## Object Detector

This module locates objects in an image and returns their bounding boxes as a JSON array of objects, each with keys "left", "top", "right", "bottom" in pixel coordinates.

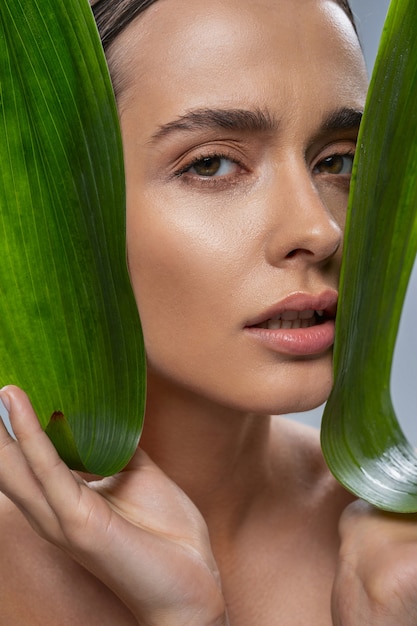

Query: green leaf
[
  {"left": 0, "top": 0, "right": 146, "bottom": 475},
  {"left": 321, "top": 0, "right": 417, "bottom": 512}
]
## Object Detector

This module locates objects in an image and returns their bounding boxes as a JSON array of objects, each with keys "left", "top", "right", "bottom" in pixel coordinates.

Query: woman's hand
[
  {"left": 332, "top": 499, "right": 417, "bottom": 625},
  {"left": 0, "top": 385, "right": 228, "bottom": 626}
]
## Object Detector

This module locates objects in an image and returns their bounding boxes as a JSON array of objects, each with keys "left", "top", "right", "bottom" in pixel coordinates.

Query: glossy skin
[
  {"left": 121, "top": 0, "right": 364, "bottom": 416},
  {"left": 2, "top": 1, "right": 417, "bottom": 625}
]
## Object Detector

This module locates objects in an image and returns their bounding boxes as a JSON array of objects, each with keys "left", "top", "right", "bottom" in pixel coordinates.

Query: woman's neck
[{"left": 139, "top": 377, "right": 274, "bottom": 537}]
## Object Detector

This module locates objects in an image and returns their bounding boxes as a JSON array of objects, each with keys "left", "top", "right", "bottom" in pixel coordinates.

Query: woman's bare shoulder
[
  {"left": 0, "top": 492, "right": 54, "bottom": 623},
  {"left": 0, "top": 491, "right": 136, "bottom": 625},
  {"left": 0, "top": 492, "right": 85, "bottom": 624}
]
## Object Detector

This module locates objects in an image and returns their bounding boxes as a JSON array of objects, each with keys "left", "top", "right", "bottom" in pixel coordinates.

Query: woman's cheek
[{"left": 315, "top": 177, "right": 351, "bottom": 233}]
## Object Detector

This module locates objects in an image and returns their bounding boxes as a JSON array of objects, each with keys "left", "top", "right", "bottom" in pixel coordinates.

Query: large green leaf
[
  {"left": 321, "top": 0, "right": 417, "bottom": 512},
  {"left": 0, "top": 0, "right": 146, "bottom": 475}
]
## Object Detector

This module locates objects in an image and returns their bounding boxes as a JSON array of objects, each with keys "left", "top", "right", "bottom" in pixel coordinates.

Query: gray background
[
  {"left": 3, "top": 0, "right": 416, "bottom": 445},
  {"left": 290, "top": 0, "right": 417, "bottom": 444}
]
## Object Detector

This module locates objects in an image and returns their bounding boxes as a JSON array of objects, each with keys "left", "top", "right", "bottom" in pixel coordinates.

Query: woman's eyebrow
[
  {"left": 322, "top": 107, "right": 363, "bottom": 133},
  {"left": 147, "top": 106, "right": 363, "bottom": 144},
  {"left": 148, "top": 107, "right": 279, "bottom": 143}
]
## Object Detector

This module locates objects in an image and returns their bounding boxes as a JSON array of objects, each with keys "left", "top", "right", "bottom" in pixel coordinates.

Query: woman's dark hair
[
  {"left": 92, "top": 0, "right": 357, "bottom": 53},
  {"left": 92, "top": 0, "right": 157, "bottom": 52}
]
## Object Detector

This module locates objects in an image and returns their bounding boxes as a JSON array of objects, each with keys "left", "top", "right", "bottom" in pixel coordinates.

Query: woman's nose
[{"left": 264, "top": 163, "right": 343, "bottom": 267}]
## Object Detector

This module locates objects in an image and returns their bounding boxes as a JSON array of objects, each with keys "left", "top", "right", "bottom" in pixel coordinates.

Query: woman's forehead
[
  {"left": 92, "top": 0, "right": 357, "bottom": 54},
  {"left": 114, "top": 0, "right": 365, "bottom": 116}
]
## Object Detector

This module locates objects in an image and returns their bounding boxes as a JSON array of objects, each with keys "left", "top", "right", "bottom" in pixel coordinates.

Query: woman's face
[{"left": 118, "top": 0, "right": 368, "bottom": 415}]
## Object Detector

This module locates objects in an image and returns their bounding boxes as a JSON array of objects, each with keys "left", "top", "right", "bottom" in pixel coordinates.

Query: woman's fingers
[
  {"left": 0, "top": 386, "right": 62, "bottom": 535},
  {"left": 333, "top": 500, "right": 417, "bottom": 625},
  {"left": 0, "top": 385, "right": 94, "bottom": 544}
]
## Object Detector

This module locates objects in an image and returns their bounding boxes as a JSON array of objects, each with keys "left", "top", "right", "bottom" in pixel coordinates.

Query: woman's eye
[
  {"left": 315, "top": 153, "right": 354, "bottom": 175},
  {"left": 186, "top": 156, "right": 237, "bottom": 177}
]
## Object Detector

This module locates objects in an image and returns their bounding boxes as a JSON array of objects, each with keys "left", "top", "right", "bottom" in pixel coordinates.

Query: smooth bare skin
[
  {"left": 120, "top": 0, "right": 358, "bottom": 416},
  {"left": 2, "top": 1, "right": 417, "bottom": 624}
]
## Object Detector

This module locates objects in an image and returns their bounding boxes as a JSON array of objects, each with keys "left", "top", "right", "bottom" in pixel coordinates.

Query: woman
[{"left": 1, "top": 0, "right": 417, "bottom": 624}]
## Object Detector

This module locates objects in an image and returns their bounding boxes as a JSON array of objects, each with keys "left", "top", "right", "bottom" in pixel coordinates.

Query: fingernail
[{"left": 0, "top": 389, "right": 11, "bottom": 413}]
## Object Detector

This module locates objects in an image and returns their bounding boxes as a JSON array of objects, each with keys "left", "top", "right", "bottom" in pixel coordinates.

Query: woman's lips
[{"left": 244, "top": 290, "right": 337, "bottom": 356}]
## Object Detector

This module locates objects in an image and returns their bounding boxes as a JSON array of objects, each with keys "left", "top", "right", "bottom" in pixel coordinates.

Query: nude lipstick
[{"left": 244, "top": 290, "right": 337, "bottom": 356}]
